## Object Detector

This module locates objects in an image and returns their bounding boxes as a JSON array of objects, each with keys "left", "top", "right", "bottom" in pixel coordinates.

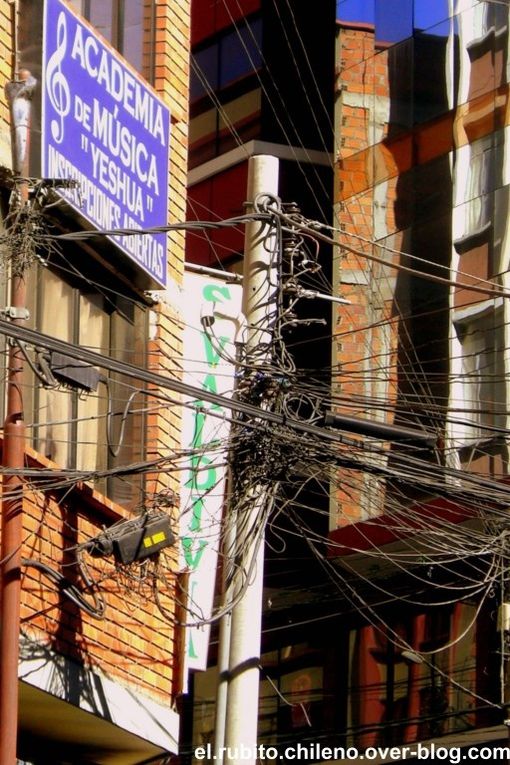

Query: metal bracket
[{"left": 1, "top": 307, "right": 30, "bottom": 320}]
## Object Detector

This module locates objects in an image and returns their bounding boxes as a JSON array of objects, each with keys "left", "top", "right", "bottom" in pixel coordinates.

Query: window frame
[
  {"left": 24, "top": 257, "right": 149, "bottom": 510},
  {"left": 70, "top": 0, "right": 156, "bottom": 81},
  {"left": 452, "top": 297, "right": 506, "bottom": 447}
]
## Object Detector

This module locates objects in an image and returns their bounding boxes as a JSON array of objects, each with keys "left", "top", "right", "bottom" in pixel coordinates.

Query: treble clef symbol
[{"left": 46, "top": 11, "right": 70, "bottom": 144}]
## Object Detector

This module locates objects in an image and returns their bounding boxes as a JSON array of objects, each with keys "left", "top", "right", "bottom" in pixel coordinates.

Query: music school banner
[{"left": 42, "top": 0, "right": 170, "bottom": 287}]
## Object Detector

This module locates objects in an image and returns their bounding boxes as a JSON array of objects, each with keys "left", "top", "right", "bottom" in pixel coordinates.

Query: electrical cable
[
  {"left": 22, "top": 557, "right": 106, "bottom": 619},
  {"left": 6, "top": 159, "right": 510, "bottom": 715}
]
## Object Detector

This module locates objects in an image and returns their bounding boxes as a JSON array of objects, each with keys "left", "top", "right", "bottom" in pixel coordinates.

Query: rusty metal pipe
[{"left": 0, "top": 62, "right": 32, "bottom": 765}]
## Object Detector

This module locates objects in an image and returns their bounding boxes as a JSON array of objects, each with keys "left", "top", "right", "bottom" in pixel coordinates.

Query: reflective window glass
[
  {"left": 122, "top": 0, "right": 144, "bottom": 72},
  {"left": 454, "top": 307, "right": 506, "bottom": 443},
  {"left": 384, "top": 38, "right": 413, "bottom": 136},
  {"left": 191, "top": 17, "right": 262, "bottom": 102},
  {"left": 191, "top": 46, "right": 219, "bottom": 101},
  {"left": 414, "top": 156, "right": 454, "bottom": 225},
  {"left": 336, "top": 0, "right": 375, "bottom": 24},
  {"left": 414, "top": 20, "right": 451, "bottom": 124},
  {"left": 414, "top": 0, "right": 449, "bottom": 33},
  {"left": 375, "top": 0, "right": 412, "bottom": 44},
  {"left": 220, "top": 18, "right": 263, "bottom": 89}
]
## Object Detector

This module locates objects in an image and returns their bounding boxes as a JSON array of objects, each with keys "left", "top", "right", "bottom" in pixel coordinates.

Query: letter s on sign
[{"left": 203, "top": 284, "right": 231, "bottom": 304}]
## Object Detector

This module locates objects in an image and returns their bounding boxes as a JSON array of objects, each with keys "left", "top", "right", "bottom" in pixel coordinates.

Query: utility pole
[
  {"left": 0, "top": 67, "right": 34, "bottom": 765},
  {"left": 217, "top": 155, "right": 279, "bottom": 765}
]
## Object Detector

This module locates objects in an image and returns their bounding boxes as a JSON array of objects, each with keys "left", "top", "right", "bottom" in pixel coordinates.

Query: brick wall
[
  {"left": 21, "top": 452, "right": 177, "bottom": 703},
  {"left": 146, "top": 0, "right": 189, "bottom": 507},
  {"left": 0, "top": 0, "right": 191, "bottom": 714},
  {"left": 0, "top": 1, "right": 13, "bottom": 167},
  {"left": 146, "top": 0, "right": 190, "bottom": 504},
  {"left": 333, "top": 24, "right": 399, "bottom": 524},
  {"left": 20, "top": 449, "right": 179, "bottom": 703}
]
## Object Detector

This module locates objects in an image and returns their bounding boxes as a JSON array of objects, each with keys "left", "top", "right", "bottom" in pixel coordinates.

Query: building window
[
  {"left": 375, "top": 0, "right": 413, "bottom": 45},
  {"left": 24, "top": 260, "right": 147, "bottom": 510},
  {"left": 191, "top": 16, "right": 263, "bottom": 102},
  {"left": 453, "top": 303, "right": 506, "bottom": 447},
  {"left": 189, "top": 16, "right": 263, "bottom": 166},
  {"left": 348, "top": 606, "right": 483, "bottom": 749},
  {"left": 465, "top": 0, "right": 509, "bottom": 101},
  {"left": 191, "top": 641, "right": 325, "bottom": 753},
  {"left": 69, "top": 0, "right": 155, "bottom": 79}
]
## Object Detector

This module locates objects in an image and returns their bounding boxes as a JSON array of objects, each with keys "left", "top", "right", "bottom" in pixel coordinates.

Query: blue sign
[{"left": 42, "top": 0, "right": 171, "bottom": 287}]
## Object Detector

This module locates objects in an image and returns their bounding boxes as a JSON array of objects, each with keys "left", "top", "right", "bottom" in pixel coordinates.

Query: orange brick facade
[
  {"left": 334, "top": 23, "right": 400, "bottom": 524},
  {"left": 19, "top": 448, "right": 180, "bottom": 704},
  {"left": 0, "top": 1, "right": 12, "bottom": 168},
  {"left": 334, "top": 13, "right": 510, "bottom": 525}
]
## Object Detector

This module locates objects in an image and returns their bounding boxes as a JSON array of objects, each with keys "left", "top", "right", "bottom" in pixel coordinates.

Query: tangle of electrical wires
[
  {"left": 22, "top": 552, "right": 106, "bottom": 620},
  {"left": 3, "top": 176, "right": 510, "bottom": 689},
  {"left": 38, "top": 212, "right": 274, "bottom": 242}
]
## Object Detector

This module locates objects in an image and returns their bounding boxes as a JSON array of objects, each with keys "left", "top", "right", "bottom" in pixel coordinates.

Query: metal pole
[
  {"left": 222, "top": 155, "right": 279, "bottom": 765},
  {"left": 0, "top": 390, "right": 25, "bottom": 765},
  {"left": 214, "top": 448, "right": 241, "bottom": 763},
  {"left": 213, "top": 558, "right": 233, "bottom": 762},
  {"left": 0, "top": 68, "right": 33, "bottom": 765}
]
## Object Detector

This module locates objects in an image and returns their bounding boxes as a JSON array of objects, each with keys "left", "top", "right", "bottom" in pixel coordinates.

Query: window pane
[
  {"left": 191, "top": 46, "right": 219, "bottom": 101},
  {"left": 336, "top": 0, "right": 375, "bottom": 25},
  {"left": 414, "top": 0, "right": 449, "bottom": 32},
  {"left": 375, "top": 0, "right": 413, "bottom": 45},
  {"left": 76, "top": 292, "right": 109, "bottom": 475},
  {"left": 219, "top": 18, "right": 263, "bottom": 89},
  {"left": 88, "top": 0, "right": 114, "bottom": 43},
  {"left": 84, "top": 1, "right": 151, "bottom": 77},
  {"left": 455, "top": 309, "right": 506, "bottom": 442},
  {"left": 414, "top": 20, "right": 451, "bottom": 124},
  {"left": 36, "top": 269, "right": 74, "bottom": 467},
  {"left": 122, "top": 0, "right": 144, "bottom": 72},
  {"left": 384, "top": 38, "right": 413, "bottom": 137},
  {"left": 107, "top": 302, "right": 145, "bottom": 509}
]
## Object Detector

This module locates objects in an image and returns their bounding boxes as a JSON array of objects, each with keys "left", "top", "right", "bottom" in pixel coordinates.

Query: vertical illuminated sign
[{"left": 180, "top": 272, "right": 242, "bottom": 671}]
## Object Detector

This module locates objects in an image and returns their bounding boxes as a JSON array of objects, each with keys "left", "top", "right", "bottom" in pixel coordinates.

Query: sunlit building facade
[
  {"left": 185, "top": 0, "right": 510, "bottom": 761},
  {"left": 0, "top": 0, "right": 190, "bottom": 760},
  {"left": 331, "top": 0, "right": 510, "bottom": 755}
]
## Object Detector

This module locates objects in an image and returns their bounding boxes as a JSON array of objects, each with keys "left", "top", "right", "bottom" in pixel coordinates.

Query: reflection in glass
[
  {"left": 385, "top": 38, "right": 413, "bottom": 137},
  {"left": 453, "top": 308, "right": 505, "bottom": 444},
  {"left": 192, "top": 18, "right": 263, "bottom": 102},
  {"left": 336, "top": 0, "right": 375, "bottom": 25},
  {"left": 414, "top": 0, "right": 449, "bottom": 33},
  {"left": 191, "top": 46, "right": 219, "bottom": 101},
  {"left": 375, "top": 0, "right": 412, "bottom": 45},
  {"left": 414, "top": 20, "right": 451, "bottom": 124},
  {"left": 219, "top": 18, "right": 263, "bottom": 89}
]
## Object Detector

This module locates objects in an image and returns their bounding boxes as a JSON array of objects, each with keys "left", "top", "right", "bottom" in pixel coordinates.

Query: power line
[{"left": 0, "top": 316, "right": 355, "bottom": 447}]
